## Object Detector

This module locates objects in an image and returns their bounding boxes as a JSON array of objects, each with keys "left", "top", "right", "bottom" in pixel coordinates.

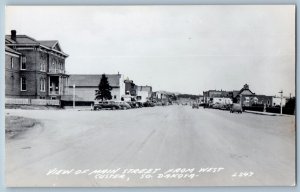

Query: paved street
[{"left": 5, "top": 106, "right": 295, "bottom": 187}]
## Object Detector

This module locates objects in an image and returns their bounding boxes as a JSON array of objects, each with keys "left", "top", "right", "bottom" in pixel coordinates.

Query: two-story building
[{"left": 5, "top": 30, "right": 69, "bottom": 100}]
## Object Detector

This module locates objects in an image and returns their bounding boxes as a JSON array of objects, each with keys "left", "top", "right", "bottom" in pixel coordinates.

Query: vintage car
[
  {"left": 143, "top": 101, "right": 155, "bottom": 107},
  {"left": 230, "top": 103, "right": 243, "bottom": 113},
  {"left": 116, "top": 101, "right": 131, "bottom": 110},
  {"left": 212, "top": 102, "right": 223, "bottom": 109},
  {"left": 93, "top": 101, "right": 120, "bottom": 110}
]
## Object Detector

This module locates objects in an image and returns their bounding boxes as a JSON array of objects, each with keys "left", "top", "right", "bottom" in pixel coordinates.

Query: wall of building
[
  {"left": 119, "top": 75, "right": 125, "bottom": 97},
  {"left": 136, "top": 90, "right": 149, "bottom": 102},
  {"left": 15, "top": 50, "right": 39, "bottom": 98},
  {"left": 5, "top": 53, "right": 21, "bottom": 97},
  {"left": 241, "top": 95, "right": 273, "bottom": 107},
  {"left": 68, "top": 86, "right": 121, "bottom": 102},
  {"left": 212, "top": 97, "right": 233, "bottom": 105},
  {"left": 272, "top": 97, "right": 287, "bottom": 107}
]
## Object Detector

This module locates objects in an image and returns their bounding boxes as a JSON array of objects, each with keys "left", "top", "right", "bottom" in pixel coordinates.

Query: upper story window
[
  {"left": 40, "top": 62, "right": 46, "bottom": 72},
  {"left": 21, "top": 56, "right": 26, "bottom": 70},
  {"left": 21, "top": 77, "right": 27, "bottom": 91},
  {"left": 40, "top": 78, "right": 46, "bottom": 92},
  {"left": 10, "top": 58, "right": 14, "bottom": 69}
]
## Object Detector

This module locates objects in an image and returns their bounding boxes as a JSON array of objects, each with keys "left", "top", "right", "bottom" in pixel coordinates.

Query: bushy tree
[{"left": 95, "top": 74, "right": 112, "bottom": 101}]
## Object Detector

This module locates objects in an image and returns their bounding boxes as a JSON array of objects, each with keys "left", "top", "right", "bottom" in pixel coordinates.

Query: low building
[
  {"left": 203, "top": 84, "right": 276, "bottom": 107},
  {"left": 212, "top": 97, "right": 233, "bottom": 105},
  {"left": 240, "top": 95, "right": 273, "bottom": 107},
  {"left": 136, "top": 85, "right": 152, "bottom": 102},
  {"left": 203, "top": 90, "right": 232, "bottom": 106},
  {"left": 64, "top": 74, "right": 125, "bottom": 105}
]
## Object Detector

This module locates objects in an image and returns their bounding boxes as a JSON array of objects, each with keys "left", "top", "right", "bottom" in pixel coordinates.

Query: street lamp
[
  {"left": 73, "top": 84, "right": 76, "bottom": 109},
  {"left": 279, "top": 90, "right": 283, "bottom": 115}
]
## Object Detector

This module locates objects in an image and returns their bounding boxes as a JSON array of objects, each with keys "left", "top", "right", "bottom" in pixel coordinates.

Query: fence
[
  {"left": 243, "top": 106, "right": 295, "bottom": 115},
  {"left": 5, "top": 98, "right": 30, "bottom": 105},
  {"left": 5, "top": 98, "right": 60, "bottom": 106}
]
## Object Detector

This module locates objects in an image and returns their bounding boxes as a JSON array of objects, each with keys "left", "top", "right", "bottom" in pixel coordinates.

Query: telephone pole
[{"left": 279, "top": 90, "right": 283, "bottom": 115}]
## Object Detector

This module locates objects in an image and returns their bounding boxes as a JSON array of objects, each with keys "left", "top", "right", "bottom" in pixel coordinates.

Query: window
[
  {"left": 22, "top": 56, "right": 26, "bottom": 63},
  {"left": 114, "top": 95, "right": 117, "bottom": 99},
  {"left": 10, "top": 58, "right": 14, "bottom": 69},
  {"left": 40, "top": 63, "right": 46, "bottom": 72},
  {"left": 40, "top": 78, "right": 46, "bottom": 92},
  {"left": 21, "top": 56, "right": 26, "bottom": 70},
  {"left": 21, "top": 77, "right": 26, "bottom": 91}
]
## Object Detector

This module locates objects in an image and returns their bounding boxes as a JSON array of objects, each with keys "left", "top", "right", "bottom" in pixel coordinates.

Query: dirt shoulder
[{"left": 5, "top": 115, "right": 41, "bottom": 139}]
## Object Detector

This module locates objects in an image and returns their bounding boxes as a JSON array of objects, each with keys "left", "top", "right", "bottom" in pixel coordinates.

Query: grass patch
[{"left": 5, "top": 116, "right": 40, "bottom": 139}]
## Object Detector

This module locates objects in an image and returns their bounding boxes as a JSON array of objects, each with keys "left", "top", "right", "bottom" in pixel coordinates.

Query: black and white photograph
[{"left": 4, "top": 5, "right": 296, "bottom": 187}]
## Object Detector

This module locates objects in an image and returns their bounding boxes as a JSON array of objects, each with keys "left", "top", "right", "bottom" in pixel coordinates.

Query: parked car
[
  {"left": 192, "top": 103, "right": 199, "bottom": 109},
  {"left": 116, "top": 101, "right": 131, "bottom": 110},
  {"left": 94, "top": 101, "right": 120, "bottom": 110},
  {"left": 136, "top": 101, "right": 144, "bottom": 108},
  {"left": 126, "top": 101, "right": 136, "bottom": 108},
  {"left": 154, "top": 101, "right": 163, "bottom": 106},
  {"left": 212, "top": 103, "right": 222, "bottom": 109},
  {"left": 230, "top": 103, "right": 243, "bottom": 113},
  {"left": 143, "top": 101, "right": 155, "bottom": 107}
]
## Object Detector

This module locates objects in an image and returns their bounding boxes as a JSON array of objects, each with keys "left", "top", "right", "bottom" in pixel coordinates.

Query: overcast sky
[{"left": 6, "top": 5, "right": 295, "bottom": 96}]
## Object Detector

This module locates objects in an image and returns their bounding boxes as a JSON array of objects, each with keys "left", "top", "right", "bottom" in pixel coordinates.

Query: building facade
[
  {"left": 5, "top": 30, "right": 68, "bottom": 100},
  {"left": 136, "top": 85, "right": 152, "bottom": 102},
  {"left": 203, "top": 90, "right": 233, "bottom": 106},
  {"left": 203, "top": 84, "right": 276, "bottom": 107},
  {"left": 65, "top": 74, "right": 125, "bottom": 103},
  {"left": 124, "top": 78, "right": 136, "bottom": 96}
]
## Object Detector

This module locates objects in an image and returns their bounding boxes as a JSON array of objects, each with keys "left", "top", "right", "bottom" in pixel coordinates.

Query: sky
[{"left": 5, "top": 5, "right": 295, "bottom": 96}]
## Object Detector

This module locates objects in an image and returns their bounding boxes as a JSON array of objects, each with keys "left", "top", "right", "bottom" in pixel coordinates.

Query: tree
[{"left": 95, "top": 74, "right": 112, "bottom": 101}]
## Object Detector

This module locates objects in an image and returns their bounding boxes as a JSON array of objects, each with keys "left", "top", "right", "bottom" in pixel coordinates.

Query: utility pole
[
  {"left": 279, "top": 90, "right": 283, "bottom": 115},
  {"left": 73, "top": 84, "right": 76, "bottom": 109}
]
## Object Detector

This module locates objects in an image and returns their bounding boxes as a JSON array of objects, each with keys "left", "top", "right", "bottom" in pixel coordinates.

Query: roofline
[
  {"left": 67, "top": 85, "right": 120, "bottom": 88},
  {"left": 69, "top": 74, "right": 123, "bottom": 76},
  {"left": 39, "top": 44, "right": 68, "bottom": 57},
  {"left": 6, "top": 43, "right": 68, "bottom": 57},
  {"left": 5, "top": 48, "right": 22, "bottom": 55}
]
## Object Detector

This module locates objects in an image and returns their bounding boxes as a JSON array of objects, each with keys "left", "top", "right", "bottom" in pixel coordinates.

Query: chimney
[{"left": 11, "top": 30, "right": 17, "bottom": 41}]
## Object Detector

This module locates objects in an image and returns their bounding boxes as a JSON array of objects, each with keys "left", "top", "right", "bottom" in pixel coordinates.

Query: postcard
[{"left": 4, "top": 5, "right": 295, "bottom": 187}]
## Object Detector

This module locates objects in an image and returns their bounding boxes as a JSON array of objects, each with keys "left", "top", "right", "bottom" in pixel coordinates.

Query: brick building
[
  {"left": 124, "top": 78, "right": 136, "bottom": 96},
  {"left": 5, "top": 30, "right": 68, "bottom": 100}
]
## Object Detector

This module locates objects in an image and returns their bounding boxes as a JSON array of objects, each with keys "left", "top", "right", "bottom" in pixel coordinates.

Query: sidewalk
[{"left": 244, "top": 110, "right": 293, "bottom": 117}]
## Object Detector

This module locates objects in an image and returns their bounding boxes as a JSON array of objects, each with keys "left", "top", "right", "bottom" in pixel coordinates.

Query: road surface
[{"left": 5, "top": 105, "right": 295, "bottom": 187}]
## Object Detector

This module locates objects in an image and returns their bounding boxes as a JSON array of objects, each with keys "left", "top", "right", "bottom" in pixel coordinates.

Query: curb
[{"left": 244, "top": 110, "right": 292, "bottom": 117}]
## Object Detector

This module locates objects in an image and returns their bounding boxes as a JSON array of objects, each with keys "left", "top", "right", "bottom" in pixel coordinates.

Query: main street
[{"left": 5, "top": 105, "right": 295, "bottom": 186}]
